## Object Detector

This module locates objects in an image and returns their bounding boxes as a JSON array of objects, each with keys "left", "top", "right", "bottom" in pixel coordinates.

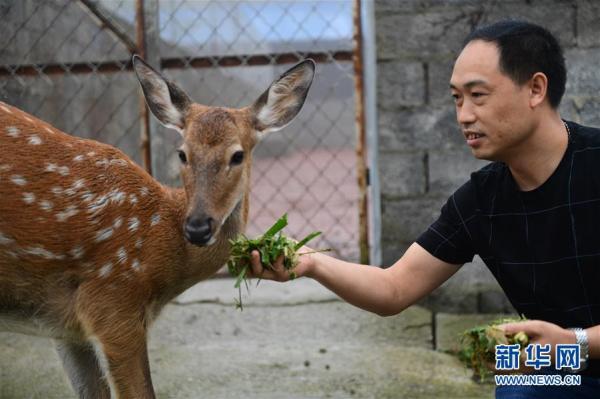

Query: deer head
[{"left": 132, "top": 56, "right": 315, "bottom": 246}]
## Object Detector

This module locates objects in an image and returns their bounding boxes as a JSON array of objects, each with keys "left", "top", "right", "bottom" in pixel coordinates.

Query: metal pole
[
  {"left": 0, "top": 51, "right": 353, "bottom": 77},
  {"left": 77, "top": 0, "right": 138, "bottom": 54},
  {"left": 353, "top": 0, "right": 370, "bottom": 265},
  {"left": 361, "top": 0, "right": 382, "bottom": 266},
  {"left": 135, "top": 0, "right": 152, "bottom": 175}
]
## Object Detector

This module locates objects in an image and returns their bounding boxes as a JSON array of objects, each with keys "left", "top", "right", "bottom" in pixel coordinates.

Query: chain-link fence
[{"left": 0, "top": 0, "right": 363, "bottom": 262}]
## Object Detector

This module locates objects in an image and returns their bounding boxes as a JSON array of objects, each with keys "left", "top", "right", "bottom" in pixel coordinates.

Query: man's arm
[{"left": 249, "top": 242, "right": 462, "bottom": 317}]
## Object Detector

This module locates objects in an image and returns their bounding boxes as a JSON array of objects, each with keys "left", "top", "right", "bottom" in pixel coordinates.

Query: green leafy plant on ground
[
  {"left": 458, "top": 317, "right": 529, "bottom": 382},
  {"left": 227, "top": 213, "right": 329, "bottom": 310}
]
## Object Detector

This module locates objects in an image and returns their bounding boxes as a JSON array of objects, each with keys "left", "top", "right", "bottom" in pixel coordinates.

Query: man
[{"left": 249, "top": 20, "right": 600, "bottom": 398}]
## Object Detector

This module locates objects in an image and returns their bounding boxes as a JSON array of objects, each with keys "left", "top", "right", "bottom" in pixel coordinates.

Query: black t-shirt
[{"left": 417, "top": 120, "right": 600, "bottom": 377}]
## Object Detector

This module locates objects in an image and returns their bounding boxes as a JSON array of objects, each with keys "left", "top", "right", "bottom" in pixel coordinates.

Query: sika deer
[{"left": 0, "top": 55, "right": 315, "bottom": 398}]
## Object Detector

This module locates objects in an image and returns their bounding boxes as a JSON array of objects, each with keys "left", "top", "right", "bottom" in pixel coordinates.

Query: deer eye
[
  {"left": 230, "top": 151, "right": 244, "bottom": 166},
  {"left": 177, "top": 149, "right": 187, "bottom": 164}
]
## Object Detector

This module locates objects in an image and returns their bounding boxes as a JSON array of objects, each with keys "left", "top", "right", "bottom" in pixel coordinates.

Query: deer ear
[
  {"left": 251, "top": 59, "right": 315, "bottom": 139},
  {"left": 132, "top": 55, "right": 191, "bottom": 134}
]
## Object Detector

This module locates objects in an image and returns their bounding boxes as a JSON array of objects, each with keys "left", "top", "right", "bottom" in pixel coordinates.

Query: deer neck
[{"left": 152, "top": 185, "right": 247, "bottom": 303}]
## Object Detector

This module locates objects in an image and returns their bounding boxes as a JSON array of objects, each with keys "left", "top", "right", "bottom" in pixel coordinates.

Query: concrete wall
[{"left": 375, "top": 0, "right": 600, "bottom": 313}]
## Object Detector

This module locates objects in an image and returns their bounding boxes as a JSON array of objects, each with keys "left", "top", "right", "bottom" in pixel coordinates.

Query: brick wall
[{"left": 375, "top": 0, "right": 600, "bottom": 312}]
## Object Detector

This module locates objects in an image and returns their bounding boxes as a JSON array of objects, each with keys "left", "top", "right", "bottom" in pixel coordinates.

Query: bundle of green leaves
[
  {"left": 458, "top": 317, "right": 529, "bottom": 381},
  {"left": 227, "top": 213, "right": 326, "bottom": 310}
]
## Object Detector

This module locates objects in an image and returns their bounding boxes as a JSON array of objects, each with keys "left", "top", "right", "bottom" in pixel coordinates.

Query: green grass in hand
[
  {"left": 458, "top": 317, "right": 529, "bottom": 382},
  {"left": 227, "top": 213, "right": 329, "bottom": 310}
]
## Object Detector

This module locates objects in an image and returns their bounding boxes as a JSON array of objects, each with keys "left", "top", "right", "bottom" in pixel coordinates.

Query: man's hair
[{"left": 463, "top": 19, "right": 566, "bottom": 108}]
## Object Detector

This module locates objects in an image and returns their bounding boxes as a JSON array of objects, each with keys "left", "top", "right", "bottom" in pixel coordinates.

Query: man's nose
[{"left": 456, "top": 102, "right": 476, "bottom": 125}]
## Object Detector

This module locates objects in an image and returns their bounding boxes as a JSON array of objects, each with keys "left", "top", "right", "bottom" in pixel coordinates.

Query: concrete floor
[{"left": 0, "top": 278, "right": 496, "bottom": 399}]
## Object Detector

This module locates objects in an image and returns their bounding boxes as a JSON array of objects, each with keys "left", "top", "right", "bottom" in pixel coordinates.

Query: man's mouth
[
  {"left": 464, "top": 131, "right": 486, "bottom": 148},
  {"left": 465, "top": 132, "right": 484, "bottom": 140}
]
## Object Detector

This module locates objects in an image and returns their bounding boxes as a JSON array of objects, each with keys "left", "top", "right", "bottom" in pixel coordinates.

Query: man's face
[{"left": 450, "top": 40, "right": 534, "bottom": 161}]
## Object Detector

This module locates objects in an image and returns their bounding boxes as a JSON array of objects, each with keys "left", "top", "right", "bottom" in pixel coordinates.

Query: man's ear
[
  {"left": 250, "top": 59, "right": 315, "bottom": 139},
  {"left": 132, "top": 55, "right": 191, "bottom": 134},
  {"left": 529, "top": 72, "right": 548, "bottom": 108}
]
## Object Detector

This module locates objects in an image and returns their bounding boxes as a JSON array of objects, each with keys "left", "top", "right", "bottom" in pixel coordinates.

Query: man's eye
[{"left": 472, "top": 92, "right": 486, "bottom": 98}]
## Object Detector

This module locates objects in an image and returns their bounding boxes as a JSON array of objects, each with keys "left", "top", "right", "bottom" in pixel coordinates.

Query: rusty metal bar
[
  {"left": 136, "top": 0, "right": 152, "bottom": 175},
  {"left": 77, "top": 0, "right": 138, "bottom": 54},
  {"left": 0, "top": 62, "right": 126, "bottom": 77},
  {"left": 353, "top": 0, "right": 370, "bottom": 265},
  {"left": 162, "top": 51, "right": 353, "bottom": 69},
  {"left": 0, "top": 51, "right": 353, "bottom": 78}
]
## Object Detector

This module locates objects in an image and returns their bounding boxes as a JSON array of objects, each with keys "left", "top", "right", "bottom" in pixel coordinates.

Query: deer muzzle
[{"left": 184, "top": 216, "right": 215, "bottom": 246}]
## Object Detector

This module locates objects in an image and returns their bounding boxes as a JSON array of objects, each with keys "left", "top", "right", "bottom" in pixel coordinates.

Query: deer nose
[{"left": 184, "top": 217, "right": 214, "bottom": 246}]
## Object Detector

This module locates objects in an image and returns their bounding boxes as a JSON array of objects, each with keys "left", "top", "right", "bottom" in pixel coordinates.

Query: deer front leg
[
  {"left": 75, "top": 281, "right": 156, "bottom": 399},
  {"left": 90, "top": 328, "right": 155, "bottom": 399},
  {"left": 55, "top": 339, "right": 111, "bottom": 399}
]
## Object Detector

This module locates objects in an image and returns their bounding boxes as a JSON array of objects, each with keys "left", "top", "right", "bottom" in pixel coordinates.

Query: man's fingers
[
  {"left": 247, "top": 250, "right": 287, "bottom": 281},
  {"left": 498, "top": 323, "right": 519, "bottom": 335},
  {"left": 249, "top": 250, "right": 264, "bottom": 277},
  {"left": 272, "top": 254, "right": 285, "bottom": 272},
  {"left": 499, "top": 320, "right": 539, "bottom": 337}
]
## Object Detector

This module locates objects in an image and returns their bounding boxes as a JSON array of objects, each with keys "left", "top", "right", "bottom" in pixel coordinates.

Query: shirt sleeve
[{"left": 416, "top": 181, "right": 477, "bottom": 265}]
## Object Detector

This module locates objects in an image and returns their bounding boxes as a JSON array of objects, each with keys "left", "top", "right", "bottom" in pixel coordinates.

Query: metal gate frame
[
  {"left": 0, "top": 0, "right": 381, "bottom": 266},
  {"left": 359, "top": 0, "right": 381, "bottom": 266}
]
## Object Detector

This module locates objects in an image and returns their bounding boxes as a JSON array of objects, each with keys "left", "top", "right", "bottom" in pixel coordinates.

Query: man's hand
[
  {"left": 498, "top": 320, "right": 577, "bottom": 369},
  {"left": 247, "top": 245, "right": 317, "bottom": 282}
]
